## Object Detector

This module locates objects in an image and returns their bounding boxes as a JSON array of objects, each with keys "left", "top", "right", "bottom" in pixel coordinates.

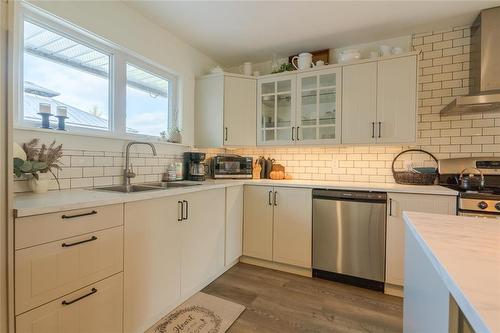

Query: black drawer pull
[
  {"left": 178, "top": 201, "right": 183, "bottom": 221},
  {"left": 183, "top": 200, "right": 189, "bottom": 220},
  {"left": 62, "top": 236, "right": 97, "bottom": 247},
  {"left": 62, "top": 288, "right": 97, "bottom": 305},
  {"left": 61, "top": 210, "right": 97, "bottom": 219}
]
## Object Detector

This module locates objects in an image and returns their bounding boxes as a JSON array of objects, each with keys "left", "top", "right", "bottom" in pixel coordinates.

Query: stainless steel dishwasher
[{"left": 312, "top": 189, "right": 387, "bottom": 291}]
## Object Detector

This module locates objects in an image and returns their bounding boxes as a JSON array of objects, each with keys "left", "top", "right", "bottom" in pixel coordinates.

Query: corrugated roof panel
[{"left": 24, "top": 20, "right": 171, "bottom": 98}]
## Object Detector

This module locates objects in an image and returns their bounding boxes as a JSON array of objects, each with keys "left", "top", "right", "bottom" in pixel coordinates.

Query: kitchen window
[
  {"left": 23, "top": 20, "right": 111, "bottom": 131},
  {"left": 16, "top": 7, "right": 179, "bottom": 141},
  {"left": 126, "top": 64, "right": 171, "bottom": 137}
]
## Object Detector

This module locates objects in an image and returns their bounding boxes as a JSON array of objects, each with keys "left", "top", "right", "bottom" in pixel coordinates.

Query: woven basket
[{"left": 392, "top": 149, "right": 438, "bottom": 185}]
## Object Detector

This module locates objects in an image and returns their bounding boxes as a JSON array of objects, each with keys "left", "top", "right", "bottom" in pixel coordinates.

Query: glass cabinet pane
[
  {"left": 319, "top": 126, "right": 335, "bottom": 139},
  {"left": 297, "top": 70, "right": 339, "bottom": 143},
  {"left": 277, "top": 94, "right": 291, "bottom": 127},
  {"left": 277, "top": 80, "right": 291, "bottom": 93},
  {"left": 320, "top": 73, "right": 336, "bottom": 87},
  {"left": 262, "top": 82, "right": 275, "bottom": 94},
  {"left": 301, "top": 76, "right": 317, "bottom": 90},
  {"left": 277, "top": 128, "right": 291, "bottom": 141},
  {"left": 264, "top": 129, "right": 275, "bottom": 141},
  {"left": 319, "top": 88, "right": 336, "bottom": 125},
  {"left": 301, "top": 90, "right": 316, "bottom": 126},
  {"left": 301, "top": 127, "right": 316, "bottom": 140},
  {"left": 261, "top": 96, "right": 275, "bottom": 128}
]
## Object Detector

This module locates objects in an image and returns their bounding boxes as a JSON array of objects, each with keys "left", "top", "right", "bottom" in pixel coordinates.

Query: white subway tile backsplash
[
  {"left": 70, "top": 178, "right": 94, "bottom": 188},
  {"left": 70, "top": 156, "right": 93, "bottom": 167},
  {"left": 83, "top": 167, "right": 104, "bottom": 178},
  {"left": 93, "top": 156, "right": 114, "bottom": 167}
]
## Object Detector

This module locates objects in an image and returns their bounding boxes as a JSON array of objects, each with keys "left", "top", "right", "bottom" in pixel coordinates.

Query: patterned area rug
[{"left": 145, "top": 292, "right": 245, "bottom": 333}]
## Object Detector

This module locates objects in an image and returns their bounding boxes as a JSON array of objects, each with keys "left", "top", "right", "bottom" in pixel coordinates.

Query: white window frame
[
  {"left": 124, "top": 59, "right": 177, "bottom": 137},
  {"left": 13, "top": 3, "right": 179, "bottom": 141}
]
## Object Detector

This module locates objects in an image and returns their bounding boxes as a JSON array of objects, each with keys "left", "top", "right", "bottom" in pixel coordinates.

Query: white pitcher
[{"left": 291, "top": 53, "right": 313, "bottom": 70}]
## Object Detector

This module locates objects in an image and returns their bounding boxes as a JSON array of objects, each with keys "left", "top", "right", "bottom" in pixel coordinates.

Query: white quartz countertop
[
  {"left": 403, "top": 211, "right": 500, "bottom": 333},
  {"left": 14, "top": 179, "right": 457, "bottom": 217}
]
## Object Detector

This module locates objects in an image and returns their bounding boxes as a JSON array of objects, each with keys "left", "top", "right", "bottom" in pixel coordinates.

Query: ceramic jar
[{"left": 29, "top": 172, "right": 50, "bottom": 194}]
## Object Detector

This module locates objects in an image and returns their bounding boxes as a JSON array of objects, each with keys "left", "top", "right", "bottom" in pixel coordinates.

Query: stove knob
[
  {"left": 496, "top": 202, "right": 500, "bottom": 211},
  {"left": 478, "top": 201, "right": 488, "bottom": 210}
]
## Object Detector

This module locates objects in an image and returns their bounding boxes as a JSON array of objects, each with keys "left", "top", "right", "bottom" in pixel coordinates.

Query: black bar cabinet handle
[
  {"left": 378, "top": 122, "right": 381, "bottom": 138},
  {"left": 274, "top": 191, "right": 278, "bottom": 206},
  {"left": 291, "top": 127, "right": 295, "bottom": 141},
  {"left": 177, "top": 201, "right": 183, "bottom": 221},
  {"left": 183, "top": 200, "right": 188, "bottom": 220},
  {"left": 224, "top": 127, "right": 228, "bottom": 141},
  {"left": 296, "top": 127, "right": 300, "bottom": 141},
  {"left": 62, "top": 236, "right": 97, "bottom": 248},
  {"left": 389, "top": 198, "right": 393, "bottom": 216},
  {"left": 62, "top": 210, "right": 97, "bottom": 219},
  {"left": 372, "top": 122, "right": 375, "bottom": 138},
  {"left": 62, "top": 288, "right": 97, "bottom": 306},
  {"left": 268, "top": 190, "right": 273, "bottom": 206}
]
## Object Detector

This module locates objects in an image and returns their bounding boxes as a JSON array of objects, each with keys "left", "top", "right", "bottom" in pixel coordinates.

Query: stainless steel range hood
[{"left": 441, "top": 6, "right": 500, "bottom": 115}]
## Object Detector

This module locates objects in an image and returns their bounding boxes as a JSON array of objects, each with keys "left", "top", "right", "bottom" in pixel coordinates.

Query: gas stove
[{"left": 438, "top": 157, "right": 500, "bottom": 218}]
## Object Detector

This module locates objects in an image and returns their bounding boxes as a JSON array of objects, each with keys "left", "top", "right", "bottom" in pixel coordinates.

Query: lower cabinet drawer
[
  {"left": 15, "top": 226, "right": 123, "bottom": 314},
  {"left": 15, "top": 204, "right": 123, "bottom": 250},
  {"left": 16, "top": 273, "right": 123, "bottom": 333}
]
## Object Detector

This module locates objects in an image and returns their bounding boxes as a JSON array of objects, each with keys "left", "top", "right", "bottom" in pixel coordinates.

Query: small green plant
[
  {"left": 271, "top": 63, "right": 294, "bottom": 74},
  {"left": 13, "top": 159, "right": 48, "bottom": 179}
]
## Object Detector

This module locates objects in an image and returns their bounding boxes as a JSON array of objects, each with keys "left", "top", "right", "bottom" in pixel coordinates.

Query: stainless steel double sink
[{"left": 93, "top": 181, "right": 202, "bottom": 193}]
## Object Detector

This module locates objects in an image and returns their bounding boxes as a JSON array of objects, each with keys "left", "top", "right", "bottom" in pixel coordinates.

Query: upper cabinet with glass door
[
  {"left": 257, "top": 75, "right": 296, "bottom": 145},
  {"left": 296, "top": 68, "right": 341, "bottom": 144}
]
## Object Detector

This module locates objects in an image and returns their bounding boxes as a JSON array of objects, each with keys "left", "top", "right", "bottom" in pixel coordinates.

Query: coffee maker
[{"left": 183, "top": 152, "right": 207, "bottom": 181}]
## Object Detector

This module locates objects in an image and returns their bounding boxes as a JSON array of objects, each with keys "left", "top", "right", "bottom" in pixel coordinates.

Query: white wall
[
  {"left": 19, "top": 0, "right": 218, "bottom": 147},
  {"left": 0, "top": 0, "right": 9, "bottom": 329}
]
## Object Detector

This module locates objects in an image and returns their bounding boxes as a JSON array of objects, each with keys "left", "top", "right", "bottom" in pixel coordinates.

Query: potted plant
[{"left": 13, "top": 139, "right": 63, "bottom": 193}]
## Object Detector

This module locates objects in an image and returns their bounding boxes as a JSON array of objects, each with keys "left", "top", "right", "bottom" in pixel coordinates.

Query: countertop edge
[
  {"left": 403, "top": 212, "right": 491, "bottom": 333},
  {"left": 14, "top": 180, "right": 457, "bottom": 218}
]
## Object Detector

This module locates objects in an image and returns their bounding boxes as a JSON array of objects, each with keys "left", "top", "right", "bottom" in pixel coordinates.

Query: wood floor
[{"left": 202, "top": 263, "right": 403, "bottom": 333}]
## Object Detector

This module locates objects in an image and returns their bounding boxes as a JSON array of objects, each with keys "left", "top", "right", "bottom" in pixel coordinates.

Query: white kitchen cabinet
[
  {"left": 243, "top": 185, "right": 312, "bottom": 268},
  {"left": 257, "top": 68, "right": 341, "bottom": 146},
  {"left": 273, "top": 187, "right": 312, "bottom": 268},
  {"left": 296, "top": 68, "right": 341, "bottom": 144},
  {"left": 225, "top": 185, "right": 244, "bottom": 266},
  {"left": 377, "top": 55, "right": 417, "bottom": 144},
  {"left": 257, "top": 74, "right": 297, "bottom": 145},
  {"left": 386, "top": 193, "right": 456, "bottom": 292},
  {"left": 342, "top": 54, "right": 417, "bottom": 145},
  {"left": 124, "top": 197, "right": 182, "bottom": 333},
  {"left": 342, "top": 62, "right": 378, "bottom": 144},
  {"left": 243, "top": 185, "right": 274, "bottom": 260},
  {"left": 124, "top": 188, "right": 227, "bottom": 332},
  {"left": 15, "top": 226, "right": 123, "bottom": 315},
  {"left": 180, "top": 188, "right": 225, "bottom": 297},
  {"left": 195, "top": 73, "right": 256, "bottom": 147},
  {"left": 16, "top": 273, "right": 123, "bottom": 333}
]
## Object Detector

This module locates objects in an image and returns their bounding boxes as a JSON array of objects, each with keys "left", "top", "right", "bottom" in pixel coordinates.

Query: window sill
[{"left": 14, "top": 125, "right": 191, "bottom": 148}]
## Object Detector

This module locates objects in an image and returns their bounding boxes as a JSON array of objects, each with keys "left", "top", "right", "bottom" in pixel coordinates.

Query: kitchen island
[{"left": 403, "top": 212, "right": 500, "bottom": 333}]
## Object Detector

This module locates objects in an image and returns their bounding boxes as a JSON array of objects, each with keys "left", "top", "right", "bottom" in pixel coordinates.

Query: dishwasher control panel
[{"left": 312, "top": 189, "right": 387, "bottom": 202}]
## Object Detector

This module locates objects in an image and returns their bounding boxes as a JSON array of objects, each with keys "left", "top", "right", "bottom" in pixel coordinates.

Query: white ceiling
[{"left": 125, "top": 1, "right": 500, "bottom": 67}]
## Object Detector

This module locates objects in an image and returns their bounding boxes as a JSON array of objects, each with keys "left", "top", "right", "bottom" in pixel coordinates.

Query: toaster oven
[{"left": 210, "top": 155, "right": 253, "bottom": 179}]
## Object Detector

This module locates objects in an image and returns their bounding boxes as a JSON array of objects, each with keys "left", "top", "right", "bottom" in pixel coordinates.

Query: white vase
[{"left": 29, "top": 173, "right": 50, "bottom": 194}]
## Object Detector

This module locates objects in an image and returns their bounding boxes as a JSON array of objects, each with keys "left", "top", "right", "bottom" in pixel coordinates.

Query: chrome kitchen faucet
[{"left": 124, "top": 141, "right": 157, "bottom": 186}]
